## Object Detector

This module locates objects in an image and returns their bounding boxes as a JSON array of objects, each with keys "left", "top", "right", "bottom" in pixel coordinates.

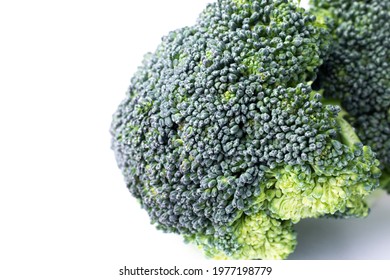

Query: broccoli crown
[
  {"left": 311, "top": 0, "right": 390, "bottom": 184},
  {"left": 111, "top": 0, "right": 380, "bottom": 259}
]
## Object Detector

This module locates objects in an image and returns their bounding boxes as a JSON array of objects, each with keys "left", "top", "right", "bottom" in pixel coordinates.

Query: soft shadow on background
[{"left": 289, "top": 192, "right": 390, "bottom": 259}]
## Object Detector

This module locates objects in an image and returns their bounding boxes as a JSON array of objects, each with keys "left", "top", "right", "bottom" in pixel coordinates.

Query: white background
[{"left": 1, "top": 1, "right": 389, "bottom": 279}]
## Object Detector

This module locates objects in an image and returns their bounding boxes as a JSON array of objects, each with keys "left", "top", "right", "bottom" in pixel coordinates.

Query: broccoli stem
[{"left": 336, "top": 110, "right": 361, "bottom": 148}]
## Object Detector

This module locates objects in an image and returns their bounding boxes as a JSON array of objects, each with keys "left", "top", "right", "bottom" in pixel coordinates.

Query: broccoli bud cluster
[
  {"left": 311, "top": 0, "right": 390, "bottom": 188},
  {"left": 111, "top": 0, "right": 382, "bottom": 259}
]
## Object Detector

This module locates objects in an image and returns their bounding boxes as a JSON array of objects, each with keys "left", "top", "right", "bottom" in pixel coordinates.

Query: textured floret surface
[
  {"left": 111, "top": 0, "right": 381, "bottom": 259},
  {"left": 311, "top": 0, "right": 390, "bottom": 184}
]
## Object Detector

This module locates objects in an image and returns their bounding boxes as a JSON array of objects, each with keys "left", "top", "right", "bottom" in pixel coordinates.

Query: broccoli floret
[
  {"left": 310, "top": 0, "right": 390, "bottom": 190},
  {"left": 111, "top": 0, "right": 381, "bottom": 259},
  {"left": 186, "top": 211, "right": 296, "bottom": 260}
]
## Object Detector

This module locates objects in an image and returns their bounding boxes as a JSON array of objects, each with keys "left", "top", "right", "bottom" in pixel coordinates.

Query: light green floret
[
  {"left": 233, "top": 212, "right": 296, "bottom": 259},
  {"left": 263, "top": 153, "right": 378, "bottom": 223},
  {"left": 260, "top": 113, "right": 381, "bottom": 223},
  {"left": 187, "top": 211, "right": 296, "bottom": 260}
]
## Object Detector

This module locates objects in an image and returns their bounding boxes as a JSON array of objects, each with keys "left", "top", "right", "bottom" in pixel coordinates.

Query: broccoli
[
  {"left": 310, "top": 0, "right": 390, "bottom": 190},
  {"left": 111, "top": 0, "right": 381, "bottom": 259}
]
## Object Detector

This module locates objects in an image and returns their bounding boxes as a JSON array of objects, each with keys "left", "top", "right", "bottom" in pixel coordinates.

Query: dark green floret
[
  {"left": 111, "top": 0, "right": 381, "bottom": 259},
  {"left": 310, "top": 0, "right": 390, "bottom": 190}
]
